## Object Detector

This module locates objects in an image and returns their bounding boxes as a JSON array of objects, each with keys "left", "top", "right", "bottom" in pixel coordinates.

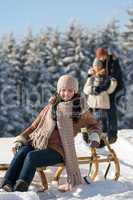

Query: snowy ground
[{"left": 0, "top": 129, "right": 133, "bottom": 200}]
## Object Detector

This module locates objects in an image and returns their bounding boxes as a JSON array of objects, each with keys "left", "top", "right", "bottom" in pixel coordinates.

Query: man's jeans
[
  {"left": 3, "top": 145, "right": 63, "bottom": 187},
  {"left": 107, "top": 104, "right": 118, "bottom": 142}
]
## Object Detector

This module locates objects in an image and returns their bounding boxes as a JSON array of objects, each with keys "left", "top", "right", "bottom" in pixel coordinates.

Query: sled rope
[
  {"left": 88, "top": 156, "right": 93, "bottom": 175},
  {"left": 104, "top": 161, "right": 111, "bottom": 179}
]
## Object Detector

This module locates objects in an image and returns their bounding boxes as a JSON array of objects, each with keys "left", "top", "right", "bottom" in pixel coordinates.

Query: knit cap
[
  {"left": 93, "top": 58, "right": 103, "bottom": 68},
  {"left": 57, "top": 75, "right": 79, "bottom": 93}
]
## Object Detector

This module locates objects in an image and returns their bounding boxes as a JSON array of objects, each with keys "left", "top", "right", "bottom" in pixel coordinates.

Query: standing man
[{"left": 88, "top": 48, "right": 124, "bottom": 145}]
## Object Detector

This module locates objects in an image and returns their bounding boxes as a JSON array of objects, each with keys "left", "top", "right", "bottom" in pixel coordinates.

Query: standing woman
[{"left": 84, "top": 58, "right": 117, "bottom": 147}]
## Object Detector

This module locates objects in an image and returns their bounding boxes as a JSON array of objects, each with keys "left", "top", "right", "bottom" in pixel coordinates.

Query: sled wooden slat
[{"left": 0, "top": 164, "right": 9, "bottom": 170}]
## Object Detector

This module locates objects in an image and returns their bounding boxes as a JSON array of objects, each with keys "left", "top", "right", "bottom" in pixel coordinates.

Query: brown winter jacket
[{"left": 15, "top": 105, "right": 101, "bottom": 158}]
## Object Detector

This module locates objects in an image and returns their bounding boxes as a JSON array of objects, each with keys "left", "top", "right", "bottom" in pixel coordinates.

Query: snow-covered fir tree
[
  {"left": 17, "top": 30, "right": 52, "bottom": 133},
  {"left": 0, "top": 33, "right": 24, "bottom": 136},
  {"left": 122, "top": 8, "right": 133, "bottom": 51},
  {"left": 62, "top": 22, "right": 96, "bottom": 90},
  {"left": 120, "top": 8, "right": 133, "bottom": 128},
  {"left": 95, "top": 19, "right": 120, "bottom": 52}
]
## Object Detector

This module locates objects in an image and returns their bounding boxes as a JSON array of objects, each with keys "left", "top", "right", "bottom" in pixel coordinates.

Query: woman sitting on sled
[{"left": 0, "top": 74, "right": 101, "bottom": 192}]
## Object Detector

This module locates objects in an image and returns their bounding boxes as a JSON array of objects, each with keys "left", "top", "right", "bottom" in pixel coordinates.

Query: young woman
[
  {"left": 0, "top": 74, "right": 101, "bottom": 192},
  {"left": 91, "top": 48, "right": 123, "bottom": 144},
  {"left": 83, "top": 58, "right": 117, "bottom": 147}
]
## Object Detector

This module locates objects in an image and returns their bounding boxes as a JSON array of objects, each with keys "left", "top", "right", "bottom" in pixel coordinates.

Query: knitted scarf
[{"left": 30, "top": 94, "right": 88, "bottom": 187}]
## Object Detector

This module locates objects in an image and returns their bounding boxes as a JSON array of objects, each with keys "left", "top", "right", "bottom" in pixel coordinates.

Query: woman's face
[
  {"left": 93, "top": 65, "right": 102, "bottom": 72},
  {"left": 59, "top": 88, "right": 75, "bottom": 101}
]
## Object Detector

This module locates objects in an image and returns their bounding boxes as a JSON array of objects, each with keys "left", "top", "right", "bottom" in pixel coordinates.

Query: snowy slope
[{"left": 0, "top": 129, "right": 133, "bottom": 200}]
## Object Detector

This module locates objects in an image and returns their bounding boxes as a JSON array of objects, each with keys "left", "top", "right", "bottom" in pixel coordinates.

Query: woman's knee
[
  {"left": 25, "top": 151, "right": 36, "bottom": 166},
  {"left": 15, "top": 145, "right": 32, "bottom": 158}
]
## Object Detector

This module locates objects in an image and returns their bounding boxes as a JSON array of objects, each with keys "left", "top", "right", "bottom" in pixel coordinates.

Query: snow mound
[{"left": 0, "top": 191, "right": 39, "bottom": 200}]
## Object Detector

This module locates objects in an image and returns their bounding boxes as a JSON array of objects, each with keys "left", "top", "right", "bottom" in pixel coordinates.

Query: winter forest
[{"left": 0, "top": 8, "right": 133, "bottom": 137}]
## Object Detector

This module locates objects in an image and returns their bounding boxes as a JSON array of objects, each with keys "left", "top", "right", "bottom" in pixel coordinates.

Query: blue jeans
[
  {"left": 90, "top": 109, "right": 108, "bottom": 133},
  {"left": 3, "top": 145, "right": 63, "bottom": 187},
  {"left": 107, "top": 96, "right": 118, "bottom": 140}
]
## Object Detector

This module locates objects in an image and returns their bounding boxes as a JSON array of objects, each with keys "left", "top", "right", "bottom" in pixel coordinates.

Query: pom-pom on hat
[{"left": 57, "top": 74, "right": 78, "bottom": 94}]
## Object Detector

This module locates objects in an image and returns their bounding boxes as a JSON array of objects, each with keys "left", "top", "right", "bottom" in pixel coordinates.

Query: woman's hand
[
  {"left": 48, "top": 96, "right": 56, "bottom": 104},
  {"left": 88, "top": 67, "right": 95, "bottom": 75},
  {"left": 12, "top": 141, "right": 23, "bottom": 154}
]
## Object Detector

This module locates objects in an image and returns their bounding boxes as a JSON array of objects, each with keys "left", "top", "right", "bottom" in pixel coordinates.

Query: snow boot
[
  {"left": 108, "top": 135, "right": 117, "bottom": 144},
  {"left": 2, "top": 184, "right": 12, "bottom": 192},
  {"left": 0, "top": 179, "right": 13, "bottom": 192},
  {"left": 14, "top": 179, "right": 29, "bottom": 192}
]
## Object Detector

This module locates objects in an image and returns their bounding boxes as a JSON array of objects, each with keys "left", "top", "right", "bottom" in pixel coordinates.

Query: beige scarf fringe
[{"left": 30, "top": 105, "right": 56, "bottom": 150}]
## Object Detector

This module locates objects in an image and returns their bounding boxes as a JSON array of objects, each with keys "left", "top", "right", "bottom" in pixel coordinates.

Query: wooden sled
[
  {"left": 37, "top": 136, "right": 120, "bottom": 191},
  {"left": 0, "top": 136, "right": 120, "bottom": 191}
]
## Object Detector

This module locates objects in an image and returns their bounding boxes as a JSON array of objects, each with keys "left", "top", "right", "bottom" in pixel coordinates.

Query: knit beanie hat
[
  {"left": 95, "top": 48, "right": 107, "bottom": 58},
  {"left": 93, "top": 58, "right": 103, "bottom": 68},
  {"left": 57, "top": 75, "right": 79, "bottom": 94}
]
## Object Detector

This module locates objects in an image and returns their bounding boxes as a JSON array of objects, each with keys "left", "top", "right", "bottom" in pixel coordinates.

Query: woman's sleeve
[
  {"left": 83, "top": 78, "right": 93, "bottom": 95},
  {"left": 15, "top": 105, "right": 49, "bottom": 142},
  {"left": 81, "top": 111, "right": 102, "bottom": 136},
  {"left": 106, "top": 78, "right": 117, "bottom": 94}
]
